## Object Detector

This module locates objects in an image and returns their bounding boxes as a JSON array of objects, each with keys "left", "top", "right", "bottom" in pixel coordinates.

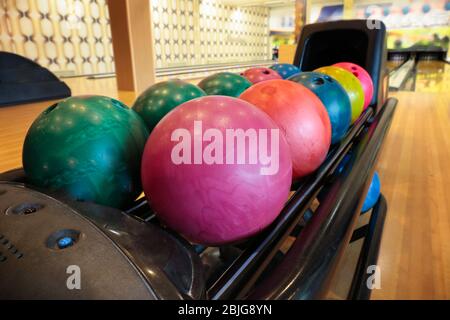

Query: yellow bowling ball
[{"left": 315, "top": 66, "right": 364, "bottom": 124}]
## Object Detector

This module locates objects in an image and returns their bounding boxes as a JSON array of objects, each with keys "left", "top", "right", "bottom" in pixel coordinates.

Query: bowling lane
[
  {"left": 386, "top": 59, "right": 406, "bottom": 72},
  {"left": 414, "top": 60, "right": 450, "bottom": 93},
  {"left": 372, "top": 60, "right": 450, "bottom": 299}
]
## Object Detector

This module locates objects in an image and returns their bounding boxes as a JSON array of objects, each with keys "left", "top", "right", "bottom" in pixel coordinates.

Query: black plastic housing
[
  {"left": 0, "top": 52, "right": 71, "bottom": 107},
  {"left": 293, "top": 20, "right": 388, "bottom": 111},
  {"left": 0, "top": 182, "right": 204, "bottom": 299}
]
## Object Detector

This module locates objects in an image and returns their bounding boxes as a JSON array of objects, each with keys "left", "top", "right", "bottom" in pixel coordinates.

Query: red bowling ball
[
  {"left": 240, "top": 80, "right": 331, "bottom": 180},
  {"left": 333, "top": 62, "right": 374, "bottom": 110},
  {"left": 241, "top": 67, "right": 282, "bottom": 84},
  {"left": 141, "top": 96, "right": 292, "bottom": 246}
]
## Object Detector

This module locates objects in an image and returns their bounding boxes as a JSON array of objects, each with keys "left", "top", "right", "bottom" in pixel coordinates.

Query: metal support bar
[
  {"left": 350, "top": 225, "right": 369, "bottom": 243},
  {"left": 348, "top": 194, "right": 387, "bottom": 300}
]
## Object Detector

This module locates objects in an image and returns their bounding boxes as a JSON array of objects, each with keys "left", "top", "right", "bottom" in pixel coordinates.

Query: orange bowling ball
[{"left": 240, "top": 80, "right": 331, "bottom": 180}]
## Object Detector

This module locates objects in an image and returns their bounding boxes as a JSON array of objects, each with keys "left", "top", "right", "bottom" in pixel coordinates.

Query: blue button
[{"left": 57, "top": 237, "right": 74, "bottom": 249}]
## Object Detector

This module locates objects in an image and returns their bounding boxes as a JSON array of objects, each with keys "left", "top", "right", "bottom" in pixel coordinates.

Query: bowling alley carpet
[{"left": 0, "top": 61, "right": 449, "bottom": 299}]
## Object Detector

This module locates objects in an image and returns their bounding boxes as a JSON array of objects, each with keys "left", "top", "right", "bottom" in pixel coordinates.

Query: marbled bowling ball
[
  {"left": 141, "top": 96, "right": 292, "bottom": 245},
  {"left": 240, "top": 80, "right": 331, "bottom": 180},
  {"left": 132, "top": 80, "right": 206, "bottom": 132},
  {"left": 198, "top": 72, "right": 252, "bottom": 97},
  {"left": 23, "top": 96, "right": 149, "bottom": 208}
]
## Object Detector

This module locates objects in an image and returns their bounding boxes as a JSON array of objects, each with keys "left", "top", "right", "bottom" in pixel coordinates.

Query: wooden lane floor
[
  {"left": 372, "top": 60, "right": 450, "bottom": 299},
  {"left": 0, "top": 63, "right": 449, "bottom": 299}
]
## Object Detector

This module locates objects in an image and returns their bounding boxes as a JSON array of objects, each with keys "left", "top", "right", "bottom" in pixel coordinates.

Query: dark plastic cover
[
  {"left": 0, "top": 181, "right": 205, "bottom": 299},
  {"left": 0, "top": 52, "right": 71, "bottom": 107}
]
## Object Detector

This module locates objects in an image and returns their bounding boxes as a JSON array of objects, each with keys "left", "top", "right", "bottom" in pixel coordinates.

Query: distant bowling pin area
[{"left": 0, "top": 0, "right": 449, "bottom": 301}]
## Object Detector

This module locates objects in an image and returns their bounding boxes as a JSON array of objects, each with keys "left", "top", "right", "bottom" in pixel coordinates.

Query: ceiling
[
  {"left": 220, "top": 0, "right": 295, "bottom": 8},
  {"left": 218, "top": 0, "right": 396, "bottom": 8}
]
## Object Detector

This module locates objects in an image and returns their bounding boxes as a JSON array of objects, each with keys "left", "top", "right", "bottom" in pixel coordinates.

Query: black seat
[{"left": 0, "top": 52, "right": 71, "bottom": 107}]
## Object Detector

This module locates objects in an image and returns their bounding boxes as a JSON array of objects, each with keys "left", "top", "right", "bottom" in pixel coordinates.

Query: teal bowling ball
[
  {"left": 22, "top": 96, "right": 149, "bottom": 209},
  {"left": 198, "top": 72, "right": 252, "bottom": 97},
  {"left": 132, "top": 80, "right": 206, "bottom": 132},
  {"left": 289, "top": 72, "right": 352, "bottom": 144},
  {"left": 269, "top": 63, "right": 300, "bottom": 79}
]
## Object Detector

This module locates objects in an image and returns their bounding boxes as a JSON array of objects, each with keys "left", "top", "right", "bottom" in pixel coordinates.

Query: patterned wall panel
[
  {"left": 151, "top": 0, "right": 272, "bottom": 69},
  {"left": 0, "top": 0, "right": 272, "bottom": 76},
  {"left": 0, "top": 0, "right": 114, "bottom": 76}
]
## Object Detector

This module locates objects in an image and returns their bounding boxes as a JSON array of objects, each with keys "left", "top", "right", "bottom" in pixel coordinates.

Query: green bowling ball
[
  {"left": 132, "top": 80, "right": 206, "bottom": 132},
  {"left": 198, "top": 72, "right": 252, "bottom": 97},
  {"left": 22, "top": 96, "right": 149, "bottom": 209}
]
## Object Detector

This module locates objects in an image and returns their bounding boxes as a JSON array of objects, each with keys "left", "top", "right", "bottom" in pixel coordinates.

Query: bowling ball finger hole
[
  {"left": 46, "top": 229, "right": 81, "bottom": 250},
  {"left": 324, "top": 76, "right": 334, "bottom": 83},
  {"left": 351, "top": 66, "right": 357, "bottom": 70},
  {"left": 6, "top": 203, "right": 44, "bottom": 215},
  {"left": 262, "top": 70, "right": 270, "bottom": 75},
  {"left": 44, "top": 103, "right": 58, "bottom": 115},
  {"left": 313, "top": 78, "right": 325, "bottom": 85},
  {"left": 353, "top": 72, "right": 359, "bottom": 77}
]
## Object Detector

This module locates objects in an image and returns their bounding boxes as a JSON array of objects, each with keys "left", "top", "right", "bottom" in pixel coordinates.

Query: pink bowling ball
[
  {"left": 141, "top": 96, "right": 292, "bottom": 246},
  {"left": 333, "top": 62, "right": 374, "bottom": 110},
  {"left": 241, "top": 67, "right": 282, "bottom": 84}
]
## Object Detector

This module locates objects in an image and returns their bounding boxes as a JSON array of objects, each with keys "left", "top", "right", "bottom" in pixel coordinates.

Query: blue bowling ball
[
  {"left": 270, "top": 63, "right": 300, "bottom": 79},
  {"left": 289, "top": 72, "right": 352, "bottom": 144},
  {"left": 362, "top": 172, "right": 381, "bottom": 213}
]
